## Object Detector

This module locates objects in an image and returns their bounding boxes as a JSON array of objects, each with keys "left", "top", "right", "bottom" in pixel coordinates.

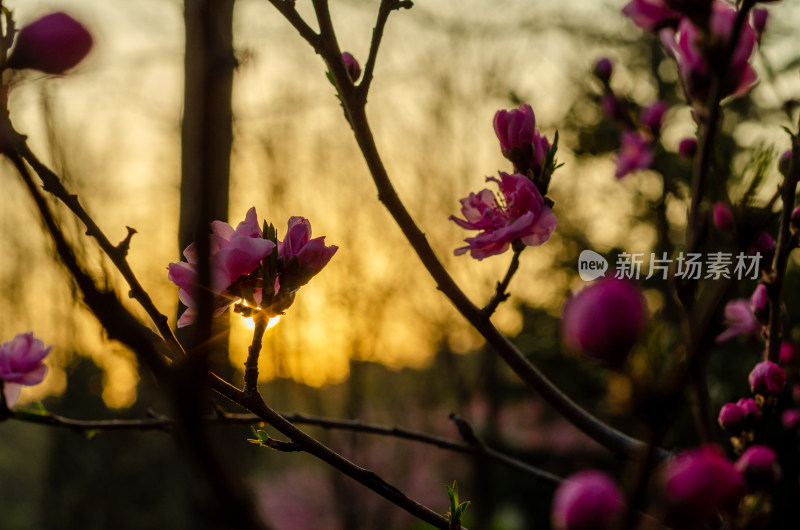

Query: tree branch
[{"left": 482, "top": 245, "right": 523, "bottom": 317}]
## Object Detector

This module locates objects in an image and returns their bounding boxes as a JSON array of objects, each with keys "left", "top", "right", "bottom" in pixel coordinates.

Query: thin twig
[
  {"left": 766, "top": 123, "right": 800, "bottom": 362},
  {"left": 266, "top": 0, "right": 321, "bottom": 50},
  {"left": 206, "top": 374, "right": 459, "bottom": 530},
  {"left": 4, "top": 128, "right": 185, "bottom": 360},
  {"left": 482, "top": 246, "right": 523, "bottom": 317},
  {"left": 357, "top": 0, "right": 411, "bottom": 101},
  {"left": 244, "top": 312, "right": 268, "bottom": 392}
]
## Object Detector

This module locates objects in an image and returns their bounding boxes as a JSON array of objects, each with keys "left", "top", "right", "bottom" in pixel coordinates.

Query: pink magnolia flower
[
  {"left": 341, "top": 52, "right": 361, "bottom": 82},
  {"left": 7, "top": 12, "right": 93, "bottom": 74},
  {"left": 0, "top": 332, "right": 52, "bottom": 408},
  {"left": 615, "top": 130, "right": 653, "bottom": 179},
  {"left": 622, "top": 0, "right": 682, "bottom": 31},
  {"left": 562, "top": 277, "right": 648, "bottom": 366},
  {"left": 749, "top": 360, "right": 786, "bottom": 397},
  {"left": 663, "top": 1, "right": 758, "bottom": 105},
  {"left": 736, "top": 445, "right": 781, "bottom": 490},
  {"left": 277, "top": 216, "right": 339, "bottom": 292},
  {"left": 168, "top": 208, "right": 275, "bottom": 327},
  {"left": 493, "top": 104, "right": 551, "bottom": 175},
  {"left": 450, "top": 172, "right": 557, "bottom": 260},
  {"left": 551, "top": 470, "right": 623, "bottom": 530},
  {"left": 715, "top": 299, "right": 761, "bottom": 342},
  {"left": 660, "top": 445, "right": 744, "bottom": 524}
]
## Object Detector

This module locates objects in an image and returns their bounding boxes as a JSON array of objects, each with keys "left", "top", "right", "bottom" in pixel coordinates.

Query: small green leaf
[{"left": 84, "top": 429, "right": 99, "bottom": 441}]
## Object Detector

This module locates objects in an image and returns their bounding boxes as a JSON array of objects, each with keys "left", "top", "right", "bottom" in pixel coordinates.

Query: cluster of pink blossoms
[
  {"left": 168, "top": 208, "right": 337, "bottom": 327},
  {"left": 0, "top": 332, "right": 52, "bottom": 408},
  {"left": 450, "top": 104, "right": 558, "bottom": 260},
  {"left": 623, "top": 0, "right": 760, "bottom": 107}
]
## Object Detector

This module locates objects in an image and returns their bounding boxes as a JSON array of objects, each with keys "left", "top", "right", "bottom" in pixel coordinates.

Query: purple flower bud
[
  {"left": 341, "top": 52, "right": 361, "bottom": 82},
  {"left": 737, "top": 398, "right": 761, "bottom": 429},
  {"left": 640, "top": 101, "right": 668, "bottom": 132},
  {"left": 779, "top": 149, "right": 793, "bottom": 178},
  {"left": 749, "top": 360, "right": 786, "bottom": 396},
  {"left": 562, "top": 277, "right": 648, "bottom": 366},
  {"left": 551, "top": 470, "right": 623, "bottom": 530},
  {"left": 713, "top": 202, "right": 734, "bottom": 232},
  {"left": 660, "top": 445, "right": 744, "bottom": 525},
  {"left": 791, "top": 205, "right": 800, "bottom": 232},
  {"left": 750, "top": 284, "right": 768, "bottom": 324},
  {"left": 781, "top": 409, "right": 800, "bottom": 430},
  {"left": 678, "top": 138, "right": 697, "bottom": 158},
  {"left": 718, "top": 403, "right": 745, "bottom": 434},
  {"left": 735, "top": 445, "right": 781, "bottom": 490},
  {"left": 748, "top": 231, "right": 775, "bottom": 271},
  {"left": 779, "top": 342, "right": 799, "bottom": 367},
  {"left": 7, "top": 12, "right": 93, "bottom": 74},
  {"left": 594, "top": 58, "right": 613, "bottom": 84}
]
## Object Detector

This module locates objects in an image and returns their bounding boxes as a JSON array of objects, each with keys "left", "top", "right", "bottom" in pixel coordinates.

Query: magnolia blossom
[
  {"left": 7, "top": 12, "right": 93, "bottom": 74},
  {"left": 663, "top": 1, "right": 758, "bottom": 105},
  {"left": 168, "top": 208, "right": 275, "bottom": 327},
  {"left": 277, "top": 216, "right": 339, "bottom": 292},
  {"left": 551, "top": 470, "right": 623, "bottom": 530},
  {"left": 660, "top": 445, "right": 744, "bottom": 525},
  {"left": 493, "top": 104, "right": 551, "bottom": 175},
  {"left": 450, "top": 172, "right": 557, "bottom": 260},
  {"left": 0, "top": 332, "right": 52, "bottom": 408},
  {"left": 615, "top": 130, "right": 653, "bottom": 179},
  {"left": 622, "top": 0, "right": 682, "bottom": 30}
]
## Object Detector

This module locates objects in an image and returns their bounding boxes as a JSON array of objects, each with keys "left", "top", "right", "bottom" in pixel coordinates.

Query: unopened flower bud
[
  {"left": 737, "top": 398, "right": 761, "bottom": 429},
  {"left": 735, "top": 445, "right": 781, "bottom": 490},
  {"left": 791, "top": 205, "right": 800, "bottom": 231},
  {"left": 781, "top": 409, "right": 800, "bottom": 430},
  {"left": 660, "top": 445, "right": 744, "bottom": 525},
  {"left": 341, "top": 52, "right": 361, "bottom": 82},
  {"left": 562, "top": 277, "right": 648, "bottom": 366},
  {"left": 750, "top": 284, "right": 768, "bottom": 324},
  {"left": 749, "top": 360, "right": 786, "bottom": 397},
  {"left": 640, "top": 101, "right": 668, "bottom": 133},
  {"left": 594, "top": 58, "right": 613, "bottom": 84},
  {"left": 7, "top": 12, "right": 93, "bottom": 74},
  {"left": 748, "top": 231, "right": 775, "bottom": 271},
  {"left": 779, "top": 150, "right": 792, "bottom": 178},
  {"left": 713, "top": 202, "right": 734, "bottom": 232},
  {"left": 678, "top": 138, "right": 697, "bottom": 158},
  {"left": 552, "top": 470, "right": 623, "bottom": 530},
  {"left": 779, "top": 342, "right": 799, "bottom": 367},
  {"left": 718, "top": 403, "right": 745, "bottom": 434}
]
